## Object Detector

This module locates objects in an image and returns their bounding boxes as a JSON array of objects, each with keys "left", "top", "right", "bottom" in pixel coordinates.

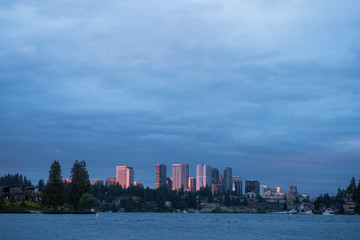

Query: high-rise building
[
  {"left": 223, "top": 167, "right": 232, "bottom": 192},
  {"left": 92, "top": 179, "right": 103, "bottom": 185},
  {"left": 288, "top": 186, "right": 298, "bottom": 203},
  {"left": 288, "top": 186, "right": 298, "bottom": 194},
  {"left": 212, "top": 168, "right": 219, "bottom": 184},
  {"left": 116, "top": 166, "right": 134, "bottom": 189},
  {"left": 172, "top": 164, "right": 189, "bottom": 190},
  {"left": 260, "top": 184, "right": 268, "bottom": 196},
  {"left": 219, "top": 174, "right": 224, "bottom": 187},
  {"left": 196, "top": 164, "right": 212, "bottom": 191},
  {"left": 245, "top": 180, "right": 260, "bottom": 195},
  {"left": 166, "top": 177, "right": 172, "bottom": 191},
  {"left": 232, "top": 176, "right": 242, "bottom": 197},
  {"left": 188, "top": 177, "right": 196, "bottom": 192},
  {"left": 105, "top": 177, "right": 116, "bottom": 187},
  {"left": 155, "top": 164, "right": 167, "bottom": 189},
  {"left": 134, "top": 181, "right": 143, "bottom": 188}
]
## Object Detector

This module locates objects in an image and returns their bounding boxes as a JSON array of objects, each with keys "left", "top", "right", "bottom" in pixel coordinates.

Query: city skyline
[
  {"left": 1, "top": 1, "right": 359, "bottom": 198},
  {"left": 86, "top": 162, "right": 310, "bottom": 198},
  {"left": 1, "top": 159, "right": 358, "bottom": 198}
]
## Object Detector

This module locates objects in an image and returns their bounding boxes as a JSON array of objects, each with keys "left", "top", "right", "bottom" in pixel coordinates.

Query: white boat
[
  {"left": 305, "top": 210, "right": 313, "bottom": 215},
  {"left": 323, "top": 209, "right": 334, "bottom": 215},
  {"left": 289, "top": 209, "right": 297, "bottom": 214},
  {"left": 274, "top": 211, "right": 288, "bottom": 214}
]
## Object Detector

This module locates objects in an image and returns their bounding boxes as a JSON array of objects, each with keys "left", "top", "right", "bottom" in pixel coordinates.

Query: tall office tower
[
  {"left": 288, "top": 186, "right": 298, "bottom": 203},
  {"left": 172, "top": 164, "right": 189, "bottom": 190},
  {"left": 232, "top": 176, "right": 242, "bottom": 197},
  {"left": 155, "top": 164, "right": 167, "bottom": 189},
  {"left": 223, "top": 167, "right": 233, "bottom": 192},
  {"left": 260, "top": 184, "right": 268, "bottom": 196},
  {"left": 288, "top": 186, "right": 298, "bottom": 194},
  {"left": 275, "top": 187, "right": 281, "bottom": 194},
  {"left": 188, "top": 177, "right": 196, "bottom": 192},
  {"left": 219, "top": 175, "right": 224, "bottom": 186},
  {"left": 196, "top": 164, "right": 212, "bottom": 191},
  {"left": 166, "top": 177, "right": 172, "bottom": 191},
  {"left": 116, "top": 166, "right": 134, "bottom": 189},
  {"left": 245, "top": 180, "right": 260, "bottom": 195},
  {"left": 212, "top": 168, "right": 219, "bottom": 184}
]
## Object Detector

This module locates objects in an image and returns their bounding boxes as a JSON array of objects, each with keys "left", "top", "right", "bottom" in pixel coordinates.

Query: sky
[{"left": 0, "top": 0, "right": 359, "bottom": 197}]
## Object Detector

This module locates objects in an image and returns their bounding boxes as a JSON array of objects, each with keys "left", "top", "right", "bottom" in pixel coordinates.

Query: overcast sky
[{"left": 1, "top": 0, "right": 359, "bottom": 197}]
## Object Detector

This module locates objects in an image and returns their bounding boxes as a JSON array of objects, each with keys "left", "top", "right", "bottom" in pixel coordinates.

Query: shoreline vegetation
[{"left": 1, "top": 160, "right": 360, "bottom": 215}]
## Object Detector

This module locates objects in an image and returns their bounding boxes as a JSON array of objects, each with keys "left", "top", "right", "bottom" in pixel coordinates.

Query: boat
[
  {"left": 323, "top": 209, "right": 334, "bottom": 215},
  {"left": 274, "top": 211, "right": 288, "bottom": 214},
  {"left": 289, "top": 209, "right": 297, "bottom": 214},
  {"left": 305, "top": 210, "right": 313, "bottom": 215}
]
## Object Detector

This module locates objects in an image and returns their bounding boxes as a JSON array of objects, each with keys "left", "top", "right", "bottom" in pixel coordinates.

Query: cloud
[{"left": 0, "top": 0, "right": 360, "bottom": 196}]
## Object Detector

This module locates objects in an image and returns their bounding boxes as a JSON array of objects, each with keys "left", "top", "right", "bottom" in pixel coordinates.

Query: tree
[
  {"left": 0, "top": 173, "right": 32, "bottom": 186},
  {"left": 346, "top": 177, "right": 356, "bottom": 194},
  {"left": 224, "top": 192, "right": 231, "bottom": 206},
  {"left": 69, "top": 160, "right": 91, "bottom": 211},
  {"left": 353, "top": 180, "right": 360, "bottom": 205},
  {"left": 323, "top": 193, "right": 331, "bottom": 208},
  {"left": 79, "top": 193, "right": 96, "bottom": 210},
  {"left": 314, "top": 195, "right": 322, "bottom": 210},
  {"left": 185, "top": 192, "right": 197, "bottom": 208},
  {"left": 43, "top": 161, "right": 65, "bottom": 208},
  {"left": 336, "top": 188, "right": 345, "bottom": 201},
  {"left": 144, "top": 187, "right": 153, "bottom": 201},
  {"left": 0, "top": 197, "right": 5, "bottom": 211},
  {"left": 38, "top": 179, "right": 45, "bottom": 193}
]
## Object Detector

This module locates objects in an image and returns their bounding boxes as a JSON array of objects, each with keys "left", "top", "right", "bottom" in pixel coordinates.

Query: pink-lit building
[
  {"left": 172, "top": 164, "right": 189, "bottom": 190},
  {"left": 92, "top": 179, "right": 104, "bottom": 185},
  {"left": 116, "top": 166, "right": 134, "bottom": 189},
  {"left": 105, "top": 177, "right": 116, "bottom": 187}
]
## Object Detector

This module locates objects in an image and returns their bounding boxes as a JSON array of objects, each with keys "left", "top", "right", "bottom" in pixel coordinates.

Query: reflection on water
[{"left": 2, "top": 213, "right": 360, "bottom": 240}]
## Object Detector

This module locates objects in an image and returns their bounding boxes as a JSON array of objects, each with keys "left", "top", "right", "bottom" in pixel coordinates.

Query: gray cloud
[{"left": 1, "top": 0, "right": 360, "bottom": 197}]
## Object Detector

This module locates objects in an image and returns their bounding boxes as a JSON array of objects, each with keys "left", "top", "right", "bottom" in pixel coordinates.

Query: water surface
[{"left": 1, "top": 213, "right": 360, "bottom": 239}]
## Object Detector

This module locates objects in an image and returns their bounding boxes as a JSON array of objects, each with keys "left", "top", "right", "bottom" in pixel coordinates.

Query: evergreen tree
[
  {"left": 354, "top": 180, "right": 360, "bottom": 204},
  {"left": 0, "top": 173, "right": 32, "bottom": 186},
  {"left": 69, "top": 160, "right": 91, "bottom": 211},
  {"left": 38, "top": 179, "right": 45, "bottom": 192},
  {"left": 43, "top": 161, "right": 64, "bottom": 208},
  {"left": 224, "top": 191, "right": 231, "bottom": 206},
  {"left": 336, "top": 188, "right": 345, "bottom": 201},
  {"left": 346, "top": 177, "right": 356, "bottom": 194},
  {"left": 323, "top": 193, "right": 331, "bottom": 208}
]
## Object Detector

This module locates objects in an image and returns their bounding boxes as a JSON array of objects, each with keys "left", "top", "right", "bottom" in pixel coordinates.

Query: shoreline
[
  {"left": 0, "top": 211, "right": 97, "bottom": 214},
  {"left": 0, "top": 211, "right": 355, "bottom": 215}
]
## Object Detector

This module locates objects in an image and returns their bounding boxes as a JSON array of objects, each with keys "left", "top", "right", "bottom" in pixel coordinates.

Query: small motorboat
[{"left": 322, "top": 209, "right": 334, "bottom": 215}]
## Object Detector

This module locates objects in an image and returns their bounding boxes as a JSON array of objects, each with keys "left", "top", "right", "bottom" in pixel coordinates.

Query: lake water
[{"left": 1, "top": 213, "right": 360, "bottom": 240}]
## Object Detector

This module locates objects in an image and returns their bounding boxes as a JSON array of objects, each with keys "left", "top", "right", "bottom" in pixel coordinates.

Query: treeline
[
  {"left": 92, "top": 184, "right": 198, "bottom": 212},
  {"left": 90, "top": 184, "right": 247, "bottom": 212},
  {"left": 315, "top": 177, "right": 360, "bottom": 213},
  {"left": 0, "top": 173, "right": 32, "bottom": 186}
]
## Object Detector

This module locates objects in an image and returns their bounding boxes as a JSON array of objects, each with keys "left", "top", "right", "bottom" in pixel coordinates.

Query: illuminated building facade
[
  {"left": 155, "top": 164, "right": 167, "bottom": 189},
  {"left": 116, "top": 166, "right": 134, "bottom": 189},
  {"left": 196, "top": 164, "right": 212, "bottom": 191},
  {"left": 172, "top": 164, "right": 189, "bottom": 190}
]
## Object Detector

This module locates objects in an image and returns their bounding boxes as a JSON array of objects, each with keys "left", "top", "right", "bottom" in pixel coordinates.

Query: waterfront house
[{"left": 0, "top": 185, "right": 35, "bottom": 201}]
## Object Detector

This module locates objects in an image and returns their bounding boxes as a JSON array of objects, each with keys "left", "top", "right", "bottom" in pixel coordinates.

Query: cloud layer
[{"left": 1, "top": 0, "right": 360, "bottom": 196}]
